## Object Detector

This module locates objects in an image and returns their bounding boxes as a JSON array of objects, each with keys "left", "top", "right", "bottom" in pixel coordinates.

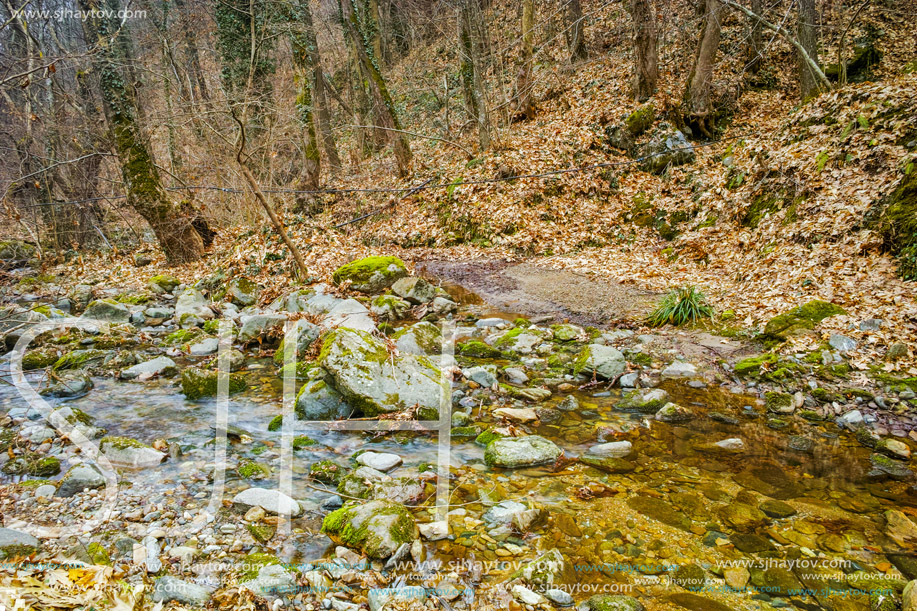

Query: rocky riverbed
[{"left": 1, "top": 255, "right": 916, "bottom": 611}]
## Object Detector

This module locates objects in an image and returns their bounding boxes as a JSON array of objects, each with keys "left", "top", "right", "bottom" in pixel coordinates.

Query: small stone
[
  {"left": 545, "top": 589, "right": 574, "bottom": 607},
  {"left": 232, "top": 488, "right": 303, "bottom": 517},
  {"left": 152, "top": 576, "right": 211, "bottom": 605},
  {"left": 493, "top": 407, "right": 538, "bottom": 422},
  {"left": 511, "top": 585, "right": 546, "bottom": 606},
  {"left": 356, "top": 452, "right": 403, "bottom": 472},
  {"left": 723, "top": 567, "right": 750, "bottom": 590},
  {"left": 244, "top": 506, "right": 266, "bottom": 522},
  {"left": 714, "top": 438, "right": 745, "bottom": 451},
  {"left": 661, "top": 361, "right": 697, "bottom": 378},
  {"left": 829, "top": 334, "right": 857, "bottom": 352}
]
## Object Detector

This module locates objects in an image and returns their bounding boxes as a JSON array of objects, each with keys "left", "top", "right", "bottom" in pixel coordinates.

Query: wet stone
[
  {"left": 627, "top": 495, "right": 692, "bottom": 531},
  {"left": 729, "top": 533, "right": 775, "bottom": 553},
  {"left": 759, "top": 500, "right": 797, "bottom": 519}
]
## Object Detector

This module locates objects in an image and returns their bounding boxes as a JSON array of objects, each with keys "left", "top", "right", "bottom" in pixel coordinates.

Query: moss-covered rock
[
  {"left": 765, "top": 391, "right": 795, "bottom": 414},
  {"left": 52, "top": 349, "right": 109, "bottom": 371},
  {"left": 370, "top": 294, "right": 411, "bottom": 321},
  {"left": 81, "top": 299, "right": 131, "bottom": 324},
  {"left": 295, "top": 379, "right": 354, "bottom": 421},
  {"left": 180, "top": 367, "right": 246, "bottom": 400},
  {"left": 238, "top": 460, "right": 270, "bottom": 480},
  {"left": 733, "top": 353, "right": 778, "bottom": 377},
  {"left": 332, "top": 256, "right": 408, "bottom": 293},
  {"left": 763, "top": 300, "right": 847, "bottom": 339},
  {"left": 318, "top": 328, "right": 445, "bottom": 417},
  {"left": 626, "top": 104, "right": 655, "bottom": 136},
  {"left": 321, "top": 499, "right": 417, "bottom": 559},
  {"left": 310, "top": 460, "right": 348, "bottom": 485},
  {"left": 0, "top": 240, "right": 36, "bottom": 268},
  {"left": 393, "top": 321, "right": 442, "bottom": 355},
  {"left": 616, "top": 388, "right": 669, "bottom": 414},
  {"left": 148, "top": 275, "right": 181, "bottom": 293},
  {"left": 457, "top": 340, "right": 503, "bottom": 359},
  {"left": 22, "top": 347, "right": 59, "bottom": 370},
  {"left": 227, "top": 277, "right": 260, "bottom": 306}
]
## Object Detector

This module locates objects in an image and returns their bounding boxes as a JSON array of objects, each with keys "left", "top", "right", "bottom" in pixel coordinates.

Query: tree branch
[{"left": 717, "top": 0, "right": 832, "bottom": 92}]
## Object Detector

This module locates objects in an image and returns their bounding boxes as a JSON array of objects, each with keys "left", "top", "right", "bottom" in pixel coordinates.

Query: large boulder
[
  {"left": 321, "top": 299, "right": 375, "bottom": 333},
  {"left": 393, "top": 321, "right": 442, "bottom": 355},
  {"left": 319, "top": 328, "right": 447, "bottom": 418},
  {"left": 764, "top": 300, "right": 847, "bottom": 340},
  {"left": 81, "top": 299, "right": 131, "bottom": 324},
  {"left": 332, "top": 256, "right": 408, "bottom": 293},
  {"left": 575, "top": 344, "right": 626, "bottom": 380},
  {"left": 616, "top": 388, "right": 669, "bottom": 414},
  {"left": 295, "top": 379, "right": 354, "bottom": 421},
  {"left": 321, "top": 500, "right": 417, "bottom": 559},
  {"left": 484, "top": 436, "right": 562, "bottom": 468}
]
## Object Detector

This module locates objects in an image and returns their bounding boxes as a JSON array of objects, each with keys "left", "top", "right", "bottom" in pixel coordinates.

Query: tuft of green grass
[{"left": 647, "top": 286, "right": 714, "bottom": 327}]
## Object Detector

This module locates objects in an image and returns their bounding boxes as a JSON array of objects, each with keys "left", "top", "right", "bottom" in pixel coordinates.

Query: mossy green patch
[
  {"left": 457, "top": 340, "right": 504, "bottom": 359},
  {"left": 181, "top": 367, "right": 246, "bottom": 400},
  {"left": 310, "top": 460, "right": 347, "bottom": 485},
  {"left": 764, "top": 300, "right": 847, "bottom": 339},
  {"left": 331, "top": 256, "right": 407, "bottom": 291},
  {"left": 238, "top": 460, "right": 270, "bottom": 479}
]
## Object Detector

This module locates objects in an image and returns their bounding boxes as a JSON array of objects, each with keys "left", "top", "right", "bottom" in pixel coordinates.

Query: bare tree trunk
[
  {"left": 747, "top": 0, "right": 763, "bottom": 73},
  {"left": 459, "top": 0, "right": 491, "bottom": 151},
  {"left": 683, "top": 0, "right": 723, "bottom": 138},
  {"left": 630, "top": 0, "right": 658, "bottom": 101},
  {"left": 513, "top": 0, "right": 536, "bottom": 120},
  {"left": 296, "top": 0, "right": 341, "bottom": 172},
  {"left": 173, "top": 0, "right": 210, "bottom": 102},
  {"left": 797, "top": 0, "right": 823, "bottom": 100},
  {"left": 289, "top": 3, "right": 321, "bottom": 191},
  {"left": 79, "top": 0, "right": 205, "bottom": 263},
  {"left": 340, "top": 0, "right": 411, "bottom": 177},
  {"left": 567, "top": 0, "right": 588, "bottom": 62}
]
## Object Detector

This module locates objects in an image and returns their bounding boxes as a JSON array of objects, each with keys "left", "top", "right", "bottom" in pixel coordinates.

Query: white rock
[
  {"left": 715, "top": 438, "right": 745, "bottom": 451},
  {"left": 661, "top": 361, "right": 697, "bottom": 377},
  {"left": 356, "top": 452, "right": 403, "bottom": 473},
  {"left": 232, "top": 488, "right": 303, "bottom": 517},
  {"left": 511, "top": 585, "right": 547, "bottom": 605},
  {"left": 418, "top": 521, "right": 449, "bottom": 541},
  {"left": 493, "top": 407, "right": 538, "bottom": 422}
]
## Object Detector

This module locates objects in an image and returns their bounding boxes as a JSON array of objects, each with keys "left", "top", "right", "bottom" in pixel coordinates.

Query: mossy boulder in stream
[
  {"left": 99, "top": 436, "right": 166, "bottom": 468},
  {"left": 575, "top": 344, "right": 626, "bottom": 379},
  {"left": 321, "top": 499, "right": 417, "bottom": 559},
  {"left": 332, "top": 256, "right": 407, "bottom": 293},
  {"left": 22, "top": 347, "right": 60, "bottom": 370},
  {"left": 295, "top": 379, "right": 354, "bottom": 421},
  {"left": 457, "top": 340, "right": 503, "bottom": 359},
  {"left": 484, "top": 435, "right": 561, "bottom": 468},
  {"left": 181, "top": 367, "right": 246, "bottom": 400},
  {"left": 763, "top": 300, "right": 846, "bottom": 340},
  {"left": 148, "top": 275, "right": 181, "bottom": 293},
  {"left": 318, "top": 328, "right": 446, "bottom": 418},
  {"left": 393, "top": 322, "right": 442, "bottom": 355},
  {"left": 616, "top": 388, "right": 669, "bottom": 414}
]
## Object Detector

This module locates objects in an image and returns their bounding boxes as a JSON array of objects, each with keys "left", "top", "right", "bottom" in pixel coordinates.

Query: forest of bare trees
[{"left": 0, "top": 0, "right": 888, "bottom": 263}]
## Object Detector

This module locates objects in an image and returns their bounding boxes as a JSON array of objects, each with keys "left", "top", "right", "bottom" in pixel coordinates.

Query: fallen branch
[{"left": 231, "top": 111, "right": 310, "bottom": 281}]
